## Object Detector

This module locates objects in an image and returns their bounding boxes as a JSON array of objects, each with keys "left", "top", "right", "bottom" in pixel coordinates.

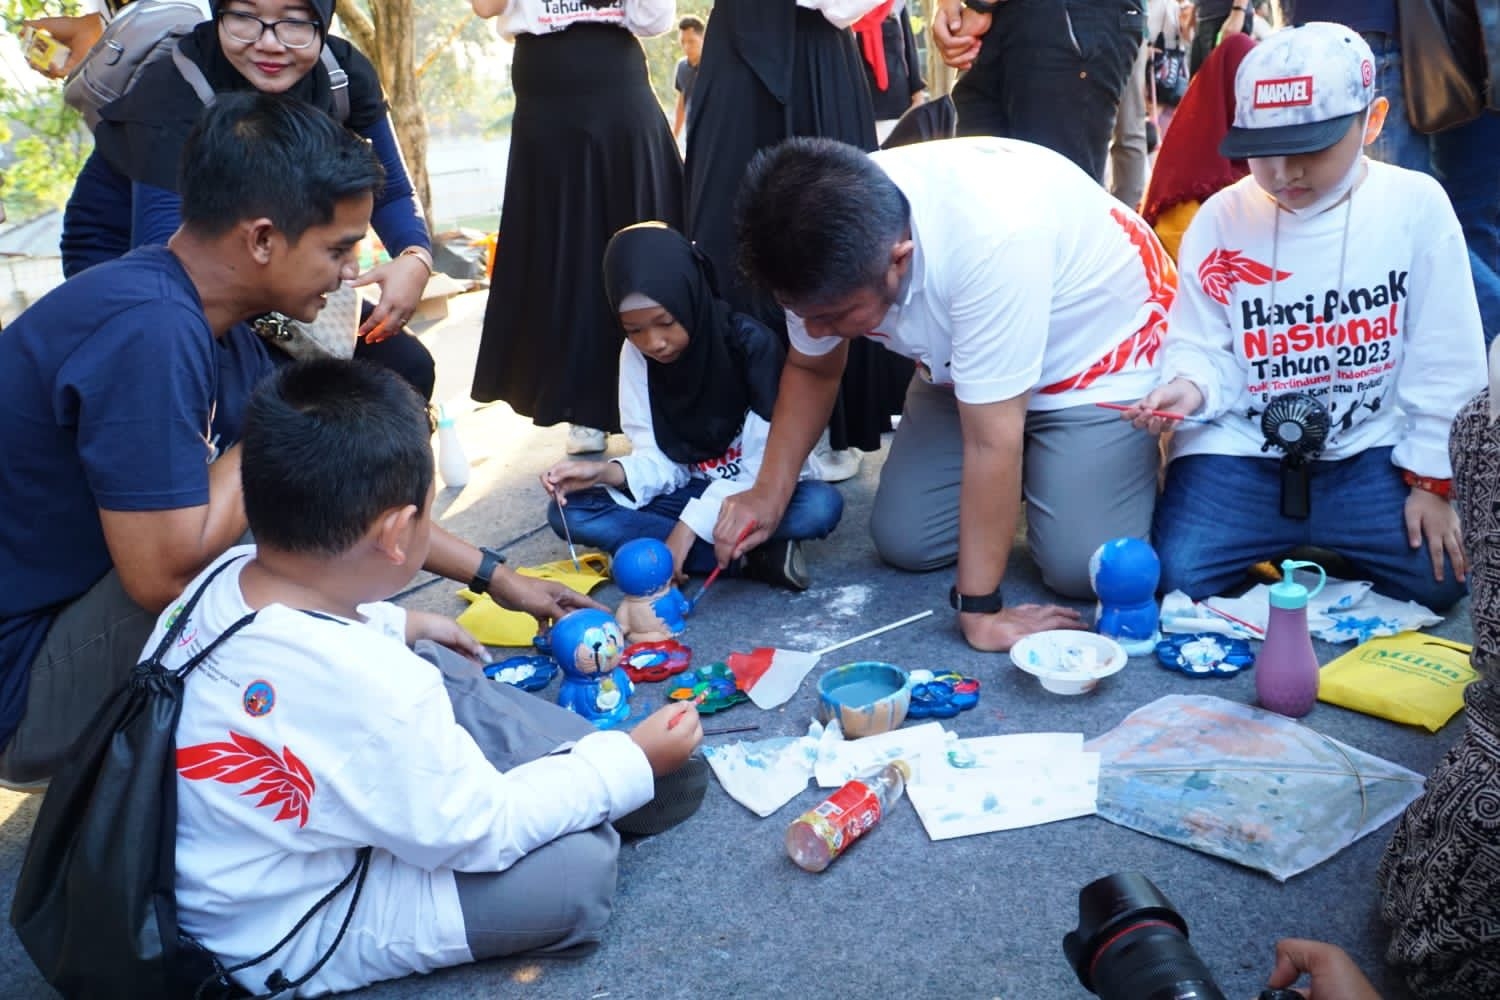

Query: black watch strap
[
  {"left": 468, "top": 547, "right": 506, "bottom": 595},
  {"left": 963, "top": 0, "right": 1002, "bottom": 14},
  {"left": 949, "top": 584, "right": 1004, "bottom": 614}
]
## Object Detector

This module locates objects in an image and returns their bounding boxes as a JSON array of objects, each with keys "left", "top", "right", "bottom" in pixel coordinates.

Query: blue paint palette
[
  {"left": 1154, "top": 633, "right": 1256, "bottom": 678},
  {"left": 621, "top": 639, "right": 692, "bottom": 683},
  {"left": 906, "top": 669, "right": 981, "bottom": 719},
  {"left": 485, "top": 654, "right": 559, "bottom": 692}
]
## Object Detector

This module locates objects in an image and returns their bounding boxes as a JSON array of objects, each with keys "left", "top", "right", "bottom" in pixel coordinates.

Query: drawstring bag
[
  {"left": 1151, "top": 33, "right": 1189, "bottom": 107},
  {"left": 11, "top": 557, "right": 370, "bottom": 999}
]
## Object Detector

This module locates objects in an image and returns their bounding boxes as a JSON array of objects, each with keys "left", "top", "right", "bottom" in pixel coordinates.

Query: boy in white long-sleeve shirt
[
  {"left": 1124, "top": 22, "right": 1484, "bottom": 609},
  {"left": 158, "top": 359, "right": 705, "bottom": 997}
]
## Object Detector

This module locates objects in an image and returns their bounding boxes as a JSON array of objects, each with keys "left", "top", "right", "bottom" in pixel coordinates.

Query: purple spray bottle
[{"left": 1255, "top": 558, "right": 1326, "bottom": 717}]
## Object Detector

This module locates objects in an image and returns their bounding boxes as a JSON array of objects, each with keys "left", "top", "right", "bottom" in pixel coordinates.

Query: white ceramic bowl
[{"left": 1009, "top": 631, "right": 1128, "bottom": 695}]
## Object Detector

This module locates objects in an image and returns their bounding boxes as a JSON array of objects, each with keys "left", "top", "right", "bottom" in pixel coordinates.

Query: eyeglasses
[{"left": 218, "top": 10, "right": 321, "bottom": 49}]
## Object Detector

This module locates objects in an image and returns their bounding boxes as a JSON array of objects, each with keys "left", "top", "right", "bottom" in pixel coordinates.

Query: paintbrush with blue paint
[{"left": 687, "top": 520, "right": 757, "bottom": 614}]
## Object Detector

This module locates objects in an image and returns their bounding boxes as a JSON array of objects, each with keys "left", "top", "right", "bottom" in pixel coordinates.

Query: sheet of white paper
[
  {"left": 904, "top": 732, "right": 1096, "bottom": 841},
  {"left": 813, "top": 720, "right": 950, "bottom": 787},
  {"left": 907, "top": 750, "right": 1101, "bottom": 841}
]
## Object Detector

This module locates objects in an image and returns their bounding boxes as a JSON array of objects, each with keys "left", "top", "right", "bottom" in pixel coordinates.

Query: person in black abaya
[
  {"left": 684, "top": 0, "right": 912, "bottom": 476},
  {"left": 469, "top": 0, "right": 682, "bottom": 457}
]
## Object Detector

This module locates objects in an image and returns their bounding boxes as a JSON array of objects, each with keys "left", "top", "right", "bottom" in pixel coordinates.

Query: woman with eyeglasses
[{"left": 61, "top": 0, "right": 437, "bottom": 400}]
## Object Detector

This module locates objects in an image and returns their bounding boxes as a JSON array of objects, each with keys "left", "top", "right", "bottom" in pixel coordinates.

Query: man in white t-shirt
[{"left": 720, "top": 135, "right": 1177, "bottom": 651}]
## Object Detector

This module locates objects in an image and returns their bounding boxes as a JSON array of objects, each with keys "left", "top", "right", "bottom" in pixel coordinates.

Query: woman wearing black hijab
[
  {"left": 63, "top": 0, "right": 437, "bottom": 399},
  {"left": 683, "top": 0, "right": 913, "bottom": 481},
  {"left": 541, "top": 223, "right": 845, "bottom": 592}
]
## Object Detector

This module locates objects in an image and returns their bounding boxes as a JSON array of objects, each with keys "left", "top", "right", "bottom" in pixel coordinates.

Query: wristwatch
[
  {"left": 962, "top": 0, "right": 1002, "bottom": 13},
  {"left": 949, "top": 584, "right": 1005, "bottom": 614},
  {"left": 468, "top": 546, "right": 507, "bottom": 596}
]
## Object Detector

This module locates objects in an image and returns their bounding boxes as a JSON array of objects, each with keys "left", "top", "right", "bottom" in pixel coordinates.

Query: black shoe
[
  {"left": 613, "top": 755, "right": 709, "bottom": 838},
  {"left": 744, "top": 539, "right": 810, "bottom": 592}
]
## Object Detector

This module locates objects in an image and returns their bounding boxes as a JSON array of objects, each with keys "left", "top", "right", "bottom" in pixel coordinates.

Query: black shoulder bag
[{"left": 11, "top": 557, "right": 371, "bottom": 999}]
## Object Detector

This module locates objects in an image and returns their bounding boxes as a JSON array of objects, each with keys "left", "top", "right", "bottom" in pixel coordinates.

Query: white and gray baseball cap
[{"left": 1220, "top": 22, "right": 1377, "bottom": 159}]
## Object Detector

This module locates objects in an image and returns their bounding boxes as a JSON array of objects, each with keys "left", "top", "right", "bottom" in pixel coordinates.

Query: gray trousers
[
  {"left": 869, "top": 376, "right": 1159, "bottom": 599},
  {"left": 1108, "top": 40, "right": 1150, "bottom": 211},
  {"left": 416, "top": 641, "right": 621, "bottom": 962},
  {"left": 0, "top": 568, "right": 155, "bottom": 786}
]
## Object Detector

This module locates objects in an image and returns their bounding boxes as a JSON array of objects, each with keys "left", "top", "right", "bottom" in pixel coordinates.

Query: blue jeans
[
  {"left": 1152, "top": 447, "right": 1466, "bottom": 610},
  {"left": 549, "top": 479, "right": 845, "bottom": 576},
  {"left": 1363, "top": 33, "right": 1500, "bottom": 344}
]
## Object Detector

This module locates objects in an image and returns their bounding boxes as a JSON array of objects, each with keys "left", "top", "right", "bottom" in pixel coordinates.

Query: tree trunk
[{"left": 336, "top": 0, "right": 433, "bottom": 226}]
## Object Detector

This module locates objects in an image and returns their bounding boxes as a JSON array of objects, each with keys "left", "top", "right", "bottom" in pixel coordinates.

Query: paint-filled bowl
[
  {"left": 1009, "top": 631, "right": 1128, "bottom": 695},
  {"left": 817, "top": 661, "right": 912, "bottom": 738}
]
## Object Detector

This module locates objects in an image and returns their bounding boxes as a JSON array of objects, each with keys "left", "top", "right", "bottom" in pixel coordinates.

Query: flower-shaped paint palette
[
  {"left": 621, "top": 639, "right": 693, "bottom": 683},
  {"left": 906, "top": 669, "right": 981, "bottom": 718},
  {"left": 667, "top": 661, "right": 748, "bottom": 715},
  {"left": 484, "top": 654, "right": 558, "bottom": 692},
  {"left": 1154, "top": 633, "right": 1256, "bottom": 677}
]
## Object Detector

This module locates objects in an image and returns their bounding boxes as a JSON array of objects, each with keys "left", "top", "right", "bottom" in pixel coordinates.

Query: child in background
[
  {"left": 542, "top": 223, "right": 844, "bottom": 592},
  {"left": 156, "top": 359, "right": 704, "bottom": 996},
  {"left": 1126, "top": 22, "right": 1484, "bottom": 609}
]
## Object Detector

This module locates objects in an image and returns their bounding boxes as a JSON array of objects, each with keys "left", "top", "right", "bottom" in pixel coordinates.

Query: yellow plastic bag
[
  {"left": 1317, "top": 632, "right": 1476, "bottom": 731},
  {"left": 456, "top": 553, "right": 611, "bottom": 648}
]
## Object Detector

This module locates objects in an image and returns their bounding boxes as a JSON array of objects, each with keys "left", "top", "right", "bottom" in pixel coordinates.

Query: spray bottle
[{"left": 1255, "top": 559, "right": 1326, "bottom": 717}]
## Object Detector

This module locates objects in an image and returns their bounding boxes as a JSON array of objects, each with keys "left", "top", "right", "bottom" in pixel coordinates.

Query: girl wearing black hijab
[
  {"left": 61, "top": 0, "right": 437, "bottom": 399},
  {"left": 541, "top": 224, "right": 845, "bottom": 592}
]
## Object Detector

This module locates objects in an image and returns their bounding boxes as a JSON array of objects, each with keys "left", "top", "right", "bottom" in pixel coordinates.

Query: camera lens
[{"left": 1063, "top": 873, "right": 1228, "bottom": 1000}]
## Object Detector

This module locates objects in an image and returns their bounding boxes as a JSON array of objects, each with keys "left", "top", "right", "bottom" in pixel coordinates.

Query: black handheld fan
[{"left": 1259, "top": 392, "right": 1330, "bottom": 520}]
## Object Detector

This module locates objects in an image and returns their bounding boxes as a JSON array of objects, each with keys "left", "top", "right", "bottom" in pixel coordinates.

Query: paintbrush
[
  {"left": 554, "top": 495, "right": 581, "bottom": 571},
  {"left": 1095, "top": 401, "right": 1210, "bottom": 424},
  {"left": 688, "top": 520, "right": 757, "bottom": 613}
]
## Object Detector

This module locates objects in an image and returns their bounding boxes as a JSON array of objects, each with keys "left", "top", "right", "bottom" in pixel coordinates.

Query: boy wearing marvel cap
[{"left": 1123, "top": 21, "right": 1485, "bottom": 608}]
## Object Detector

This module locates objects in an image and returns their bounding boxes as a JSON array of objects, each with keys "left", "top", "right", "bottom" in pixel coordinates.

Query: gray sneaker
[{"left": 744, "top": 539, "right": 811, "bottom": 592}]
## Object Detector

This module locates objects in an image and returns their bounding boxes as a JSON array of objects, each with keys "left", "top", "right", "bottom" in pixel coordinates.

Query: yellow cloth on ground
[
  {"left": 456, "top": 553, "right": 611, "bottom": 647},
  {"left": 1318, "top": 633, "right": 1476, "bottom": 732}
]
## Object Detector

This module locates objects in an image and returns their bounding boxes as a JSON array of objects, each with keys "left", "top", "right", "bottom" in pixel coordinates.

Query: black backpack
[{"left": 10, "top": 557, "right": 370, "bottom": 999}]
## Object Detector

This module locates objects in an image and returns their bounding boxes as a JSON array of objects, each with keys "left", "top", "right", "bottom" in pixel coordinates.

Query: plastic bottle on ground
[
  {"left": 1255, "top": 559, "right": 1326, "bottom": 717},
  {"left": 435, "top": 405, "right": 470, "bottom": 489},
  {"left": 785, "top": 760, "right": 910, "bottom": 873}
]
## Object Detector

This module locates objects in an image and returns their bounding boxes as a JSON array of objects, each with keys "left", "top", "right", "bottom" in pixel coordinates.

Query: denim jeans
[
  {"left": 953, "top": 0, "right": 1146, "bottom": 182},
  {"left": 1153, "top": 447, "right": 1467, "bottom": 610},
  {"left": 1362, "top": 33, "right": 1500, "bottom": 344},
  {"left": 549, "top": 479, "right": 845, "bottom": 576}
]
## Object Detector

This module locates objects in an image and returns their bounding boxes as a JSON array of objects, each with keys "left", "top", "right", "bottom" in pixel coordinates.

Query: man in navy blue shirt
[{"left": 0, "top": 93, "right": 604, "bottom": 787}]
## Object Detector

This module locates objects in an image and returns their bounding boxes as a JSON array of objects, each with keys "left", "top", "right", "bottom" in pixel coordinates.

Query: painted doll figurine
[
  {"left": 612, "top": 538, "right": 691, "bottom": 643},
  {"left": 550, "top": 608, "right": 633, "bottom": 729},
  {"left": 1089, "top": 537, "right": 1162, "bottom": 657}
]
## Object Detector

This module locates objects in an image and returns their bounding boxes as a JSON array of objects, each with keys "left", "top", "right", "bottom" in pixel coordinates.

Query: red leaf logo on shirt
[
  {"left": 178, "top": 732, "right": 316, "bottom": 827},
  {"left": 1197, "top": 249, "right": 1293, "bottom": 305}
]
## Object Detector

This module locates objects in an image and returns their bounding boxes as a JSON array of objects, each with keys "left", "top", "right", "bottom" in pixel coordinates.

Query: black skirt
[
  {"left": 472, "top": 23, "right": 683, "bottom": 431},
  {"left": 684, "top": 2, "right": 911, "bottom": 453}
]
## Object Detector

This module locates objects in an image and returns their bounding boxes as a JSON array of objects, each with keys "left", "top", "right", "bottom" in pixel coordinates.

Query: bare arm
[
  {"left": 99, "top": 444, "right": 247, "bottom": 613},
  {"left": 423, "top": 524, "right": 607, "bottom": 623},
  {"left": 673, "top": 93, "right": 686, "bottom": 138},
  {"left": 712, "top": 342, "right": 846, "bottom": 563},
  {"left": 470, "top": 0, "right": 509, "bottom": 19}
]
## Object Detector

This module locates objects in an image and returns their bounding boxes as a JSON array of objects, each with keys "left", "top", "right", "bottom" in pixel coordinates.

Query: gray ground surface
[{"left": 0, "top": 293, "right": 1470, "bottom": 999}]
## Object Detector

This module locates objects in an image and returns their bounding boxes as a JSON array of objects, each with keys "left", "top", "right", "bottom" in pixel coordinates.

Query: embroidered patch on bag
[{"left": 243, "top": 681, "right": 275, "bottom": 718}]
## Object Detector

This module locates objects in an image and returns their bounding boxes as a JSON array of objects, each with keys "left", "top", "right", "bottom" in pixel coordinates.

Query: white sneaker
[
  {"left": 566, "top": 425, "right": 607, "bottom": 455},
  {"left": 808, "top": 430, "right": 861, "bottom": 483}
]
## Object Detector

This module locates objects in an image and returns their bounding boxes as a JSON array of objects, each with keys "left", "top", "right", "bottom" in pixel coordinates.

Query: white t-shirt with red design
[
  {"left": 787, "top": 137, "right": 1176, "bottom": 411},
  {"left": 491, "top": 0, "right": 673, "bottom": 39},
  {"left": 155, "top": 548, "right": 654, "bottom": 996},
  {"left": 1162, "top": 161, "right": 1485, "bottom": 478},
  {"left": 609, "top": 340, "right": 818, "bottom": 543}
]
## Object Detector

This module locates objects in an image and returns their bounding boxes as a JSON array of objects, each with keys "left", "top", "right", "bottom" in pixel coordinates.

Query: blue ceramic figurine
[
  {"left": 612, "top": 538, "right": 691, "bottom": 643},
  {"left": 551, "top": 608, "right": 633, "bottom": 728},
  {"left": 1088, "top": 537, "right": 1162, "bottom": 657}
]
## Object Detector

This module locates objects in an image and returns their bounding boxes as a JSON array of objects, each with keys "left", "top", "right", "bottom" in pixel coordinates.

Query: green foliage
[{"left": 0, "top": 0, "right": 90, "bottom": 222}]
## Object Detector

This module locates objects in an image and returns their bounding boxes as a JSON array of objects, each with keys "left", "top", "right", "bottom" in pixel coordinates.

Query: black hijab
[
  {"left": 93, "top": 0, "right": 385, "bottom": 190},
  {"left": 602, "top": 224, "right": 785, "bottom": 466}
]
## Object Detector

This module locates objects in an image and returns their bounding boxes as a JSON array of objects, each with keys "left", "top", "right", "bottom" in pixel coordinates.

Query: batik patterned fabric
[{"left": 1378, "top": 389, "right": 1500, "bottom": 998}]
